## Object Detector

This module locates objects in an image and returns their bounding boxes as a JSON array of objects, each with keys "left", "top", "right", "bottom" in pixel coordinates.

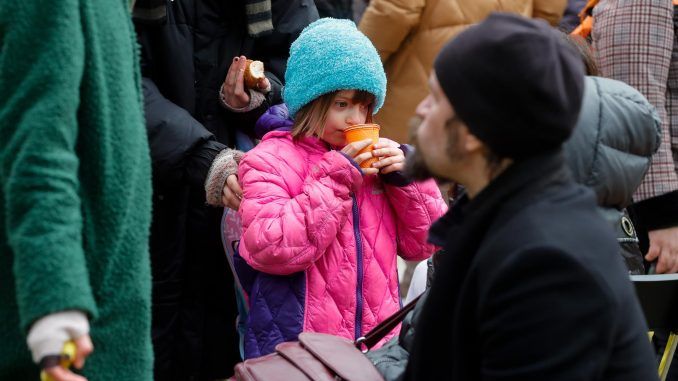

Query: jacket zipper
[{"left": 351, "top": 192, "right": 364, "bottom": 340}]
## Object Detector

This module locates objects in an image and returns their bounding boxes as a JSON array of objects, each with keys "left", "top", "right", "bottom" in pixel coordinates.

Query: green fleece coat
[{"left": 0, "top": 0, "right": 152, "bottom": 380}]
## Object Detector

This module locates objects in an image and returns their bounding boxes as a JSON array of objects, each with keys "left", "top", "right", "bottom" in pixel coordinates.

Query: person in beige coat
[{"left": 359, "top": 0, "right": 567, "bottom": 143}]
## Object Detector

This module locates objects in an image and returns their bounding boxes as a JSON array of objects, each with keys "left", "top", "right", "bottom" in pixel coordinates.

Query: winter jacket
[
  {"left": 565, "top": 76, "right": 661, "bottom": 273},
  {"left": 359, "top": 0, "right": 567, "bottom": 143},
  {"left": 0, "top": 1, "right": 152, "bottom": 380},
  {"left": 133, "top": 0, "right": 318, "bottom": 379},
  {"left": 405, "top": 152, "right": 657, "bottom": 380},
  {"left": 237, "top": 130, "right": 447, "bottom": 358},
  {"left": 315, "top": 0, "right": 353, "bottom": 19},
  {"left": 368, "top": 75, "right": 661, "bottom": 379}
]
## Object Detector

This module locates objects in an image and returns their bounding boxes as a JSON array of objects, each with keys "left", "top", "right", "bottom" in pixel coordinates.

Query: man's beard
[{"left": 405, "top": 116, "right": 448, "bottom": 183}]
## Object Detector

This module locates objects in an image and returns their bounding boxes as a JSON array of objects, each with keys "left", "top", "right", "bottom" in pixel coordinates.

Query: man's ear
[{"left": 462, "top": 128, "right": 484, "bottom": 153}]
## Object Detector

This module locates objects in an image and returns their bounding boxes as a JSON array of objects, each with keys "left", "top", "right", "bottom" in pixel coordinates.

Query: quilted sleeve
[
  {"left": 238, "top": 148, "right": 363, "bottom": 275},
  {"left": 384, "top": 179, "right": 447, "bottom": 261}
]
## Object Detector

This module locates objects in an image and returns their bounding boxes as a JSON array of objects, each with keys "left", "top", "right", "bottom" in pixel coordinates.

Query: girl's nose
[{"left": 346, "top": 107, "right": 363, "bottom": 125}]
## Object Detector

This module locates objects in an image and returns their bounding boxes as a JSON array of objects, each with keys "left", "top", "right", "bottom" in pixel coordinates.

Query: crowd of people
[{"left": 1, "top": 1, "right": 678, "bottom": 381}]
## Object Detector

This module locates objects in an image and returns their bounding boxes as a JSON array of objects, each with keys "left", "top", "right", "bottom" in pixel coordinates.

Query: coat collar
[
  {"left": 409, "top": 149, "right": 572, "bottom": 380},
  {"left": 428, "top": 149, "right": 570, "bottom": 247}
]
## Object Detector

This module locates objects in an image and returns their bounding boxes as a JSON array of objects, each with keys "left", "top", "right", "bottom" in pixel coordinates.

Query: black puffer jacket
[
  {"left": 133, "top": 1, "right": 318, "bottom": 380},
  {"left": 368, "top": 75, "right": 661, "bottom": 380}
]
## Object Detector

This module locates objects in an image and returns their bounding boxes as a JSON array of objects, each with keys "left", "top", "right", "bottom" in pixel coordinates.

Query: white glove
[{"left": 26, "top": 310, "right": 89, "bottom": 363}]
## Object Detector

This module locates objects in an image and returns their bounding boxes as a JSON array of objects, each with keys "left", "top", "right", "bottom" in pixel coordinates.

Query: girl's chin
[{"left": 328, "top": 140, "right": 347, "bottom": 149}]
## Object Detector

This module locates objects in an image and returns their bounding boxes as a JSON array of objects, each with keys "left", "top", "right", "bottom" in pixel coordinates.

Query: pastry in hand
[{"left": 244, "top": 60, "right": 265, "bottom": 89}]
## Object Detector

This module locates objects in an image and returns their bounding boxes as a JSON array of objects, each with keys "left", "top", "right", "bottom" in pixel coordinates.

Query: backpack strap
[{"left": 354, "top": 294, "right": 422, "bottom": 352}]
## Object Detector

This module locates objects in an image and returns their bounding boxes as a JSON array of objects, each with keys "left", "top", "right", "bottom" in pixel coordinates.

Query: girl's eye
[{"left": 335, "top": 101, "right": 348, "bottom": 108}]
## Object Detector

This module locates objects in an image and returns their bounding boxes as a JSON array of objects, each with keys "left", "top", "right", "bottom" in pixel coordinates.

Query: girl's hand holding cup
[
  {"left": 341, "top": 139, "right": 379, "bottom": 176},
  {"left": 371, "top": 138, "right": 405, "bottom": 174}
]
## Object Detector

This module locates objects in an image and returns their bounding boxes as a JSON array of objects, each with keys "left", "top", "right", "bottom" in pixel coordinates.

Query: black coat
[
  {"left": 405, "top": 152, "right": 658, "bottom": 381},
  {"left": 133, "top": 1, "right": 318, "bottom": 380},
  {"left": 314, "top": 0, "right": 353, "bottom": 19}
]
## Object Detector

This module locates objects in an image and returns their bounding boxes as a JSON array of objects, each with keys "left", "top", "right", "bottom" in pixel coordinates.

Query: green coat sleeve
[{"left": 0, "top": 1, "right": 98, "bottom": 333}]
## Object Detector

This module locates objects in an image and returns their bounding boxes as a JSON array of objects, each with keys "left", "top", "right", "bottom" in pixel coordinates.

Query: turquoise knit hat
[{"left": 283, "top": 18, "right": 387, "bottom": 118}]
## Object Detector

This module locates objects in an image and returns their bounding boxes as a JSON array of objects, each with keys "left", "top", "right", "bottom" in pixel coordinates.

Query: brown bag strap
[{"left": 355, "top": 294, "right": 422, "bottom": 352}]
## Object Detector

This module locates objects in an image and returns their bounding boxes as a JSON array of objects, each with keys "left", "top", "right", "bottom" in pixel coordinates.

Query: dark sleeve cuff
[
  {"left": 379, "top": 144, "right": 414, "bottom": 187},
  {"left": 186, "top": 139, "right": 227, "bottom": 189},
  {"left": 629, "top": 190, "right": 678, "bottom": 231},
  {"left": 339, "top": 152, "right": 364, "bottom": 174}
]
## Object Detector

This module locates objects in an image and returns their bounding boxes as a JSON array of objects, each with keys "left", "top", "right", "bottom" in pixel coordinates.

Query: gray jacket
[{"left": 368, "top": 76, "right": 661, "bottom": 380}]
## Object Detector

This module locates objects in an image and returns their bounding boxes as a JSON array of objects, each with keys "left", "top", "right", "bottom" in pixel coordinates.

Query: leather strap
[{"left": 355, "top": 294, "right": 422, "bottom": 352}]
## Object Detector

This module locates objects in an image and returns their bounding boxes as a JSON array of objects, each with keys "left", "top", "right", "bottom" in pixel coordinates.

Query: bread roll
[{"left": 244, "top": 59, "right": 265, "bottom": 89}]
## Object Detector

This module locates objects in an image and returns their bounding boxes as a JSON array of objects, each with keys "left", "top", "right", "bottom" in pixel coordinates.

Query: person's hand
[
  {"left": 222, "top": 174, "right": 243, "bottom": 210},
  {"left": 222, "top": 56, "right": 270, "bottom": 109},
  {"left": 371, "top": 138, "right": 405, "bottom": 174},
  {"left": 646, "top": 226, "right": 678, "bottom": 274},
  {"left": 341, "top": 139, "right": 379, "bottom": 176},
  {"left": 41, "top": 335, "right": 93, "bottom": 381}
]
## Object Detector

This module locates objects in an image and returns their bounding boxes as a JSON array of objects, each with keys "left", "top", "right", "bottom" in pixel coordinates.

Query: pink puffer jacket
[{"left": 238, "top": 130, "right": 447, "bottom": 351}]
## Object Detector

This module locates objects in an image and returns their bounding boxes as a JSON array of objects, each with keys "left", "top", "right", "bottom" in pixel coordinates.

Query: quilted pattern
[{"left": 238, "top": 131, "right": 446, "bottom": 358}]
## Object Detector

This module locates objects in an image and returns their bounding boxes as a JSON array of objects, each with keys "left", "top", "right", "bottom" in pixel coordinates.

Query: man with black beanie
[{"left": 403, "top": 13, "right": 658, "bottom": 380}]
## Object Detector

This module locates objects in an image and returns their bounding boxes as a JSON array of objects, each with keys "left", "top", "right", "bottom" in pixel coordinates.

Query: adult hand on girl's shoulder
[
  {"left": 222, "top": 175, "right": 243, "bottom": 210},
  {"left": 371, "top": 138, "right": 405, "bottom": 174},
  {"left": 341, "top": 139, "right": 379, "bottom": 176}
]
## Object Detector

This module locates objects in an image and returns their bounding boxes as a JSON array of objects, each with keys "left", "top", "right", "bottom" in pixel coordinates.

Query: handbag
[{"left": 228, "top": 294, "right": 421, "bottom": 381}]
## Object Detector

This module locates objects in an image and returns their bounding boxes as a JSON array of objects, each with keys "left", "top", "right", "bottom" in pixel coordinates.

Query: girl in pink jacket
[{"left": 237, "top": 18, "right": 447, "bottom": 359}]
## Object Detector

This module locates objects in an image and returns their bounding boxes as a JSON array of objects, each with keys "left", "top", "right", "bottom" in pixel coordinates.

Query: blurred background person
[
  {"left": 132, "top": 0, "right": 317, "bottom": 379},
  {"left": 0, "top": 1, "right": 153, "bottom": 380}
]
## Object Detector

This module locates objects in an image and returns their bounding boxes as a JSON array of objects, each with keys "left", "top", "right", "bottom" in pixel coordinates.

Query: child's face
[{"left": 321, "top": 90, "right": 371, "bottom": 148}]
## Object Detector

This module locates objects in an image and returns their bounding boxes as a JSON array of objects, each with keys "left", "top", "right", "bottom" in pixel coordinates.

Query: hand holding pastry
[{"left": 221, "top": 56, "right": 270, "bottom": 109}]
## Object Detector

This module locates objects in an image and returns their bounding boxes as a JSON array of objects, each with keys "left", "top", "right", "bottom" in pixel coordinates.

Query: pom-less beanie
[
  {"left": 433, "top": 13, "right": 585, "bottom": 159},
  {"left": 283, "top": 18, "right": 387, "bottom": 118}
]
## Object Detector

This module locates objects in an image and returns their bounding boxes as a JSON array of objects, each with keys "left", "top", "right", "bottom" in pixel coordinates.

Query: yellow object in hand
[{"left": 39, "top": 340, "right": 76, "bottom": 381}]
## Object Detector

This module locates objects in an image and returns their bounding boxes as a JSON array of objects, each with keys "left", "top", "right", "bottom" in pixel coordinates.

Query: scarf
[
  {"left": 132, "top": 0, "right": 274, "bottom": 37},
  {"left": 246, "top": 0, "right": 274, "bottom": 37}
]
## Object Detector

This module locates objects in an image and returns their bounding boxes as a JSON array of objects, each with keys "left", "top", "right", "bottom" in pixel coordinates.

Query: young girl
[{"left": 237, "top": 18, "right": 447, "bottom": 359}]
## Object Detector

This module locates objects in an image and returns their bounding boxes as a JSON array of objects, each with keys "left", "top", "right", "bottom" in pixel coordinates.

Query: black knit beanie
[{"left": 433, "top": 13, "right": 585, "bottom": 159}]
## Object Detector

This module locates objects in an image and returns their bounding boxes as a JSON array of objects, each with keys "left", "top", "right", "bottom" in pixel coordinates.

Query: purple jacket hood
[{"left": 254, "top": 103, "right": 294, "bottom": 139}]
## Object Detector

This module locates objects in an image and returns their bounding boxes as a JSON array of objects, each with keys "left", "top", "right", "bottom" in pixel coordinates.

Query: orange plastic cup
[{"left": 344, "top": 123, "right": 380, "bottom": 169}]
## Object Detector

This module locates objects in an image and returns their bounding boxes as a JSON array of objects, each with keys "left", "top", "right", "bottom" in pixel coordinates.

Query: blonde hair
[{"left": 292, "top": 90, "right": 375, "bottom": 139}]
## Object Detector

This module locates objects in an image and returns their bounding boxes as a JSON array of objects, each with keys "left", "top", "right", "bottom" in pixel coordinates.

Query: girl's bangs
[{"left": 351, "top": 90, "right": 375, "bottom": 105}]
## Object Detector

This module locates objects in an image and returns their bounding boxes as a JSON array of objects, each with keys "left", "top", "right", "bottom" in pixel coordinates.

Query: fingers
[
  {"left": 72, "top": 335, "right": 93, "bottom": 370},
  {"left": 222, "top": 189, "right": 241, "bottom": 210},
  {"left": 222, "top": 176, "right": 242, "bottom": 210},
  {"left": 371, "top": 145, "right": 405, "bottom": 175},
  {"left": 234, "top": 57, "right": 247, "bottom": 102},
  {"left": 226, "top": 175, "right": 243, "bottom": 198},
  {"left": 657, "top": 250, "right": 673, "bottom": 274},
  {"left": 353, "top": 151, "right": 374, "bottom": 165},
  {"left": 373, "top": 138, "right": 399, "bottom": 150},
  {"left": 656, "top": 249, "right": 678, "bottom": 274},
  {"left": 222, "top": 56, "right": 250, "bottom": 108},
  {"left": 360, "top": 167, "right": 380, "bottom": 176},
  {"left": 371, "top": 146, "right": 403, "bottom": 159},
  {"left": 378, "top": 162, "right": 405, "bottom": 174},
  {"left": 645, "top": 248, "right": 660, "bottom": 262},
  {"left": 43, "top": 366, "right": 88, "bottom": 381},
  {"left": 257, "top": 77, "right": 271, "bottom": 93},
  {"left": 341, "top": 139, "right": 373, "bottom": 156},
  {"left": 225, "top": 56, "right": 239, "bottom": 90}
]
